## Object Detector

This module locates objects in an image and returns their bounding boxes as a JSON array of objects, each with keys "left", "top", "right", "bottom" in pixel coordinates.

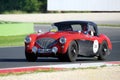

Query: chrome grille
[{"left": 36, "top": 38, "right": 56, "bottom": 48}]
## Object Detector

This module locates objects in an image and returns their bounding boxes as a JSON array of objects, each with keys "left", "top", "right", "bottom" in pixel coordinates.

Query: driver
[{"left": 81, "top": 24, "right": 88, "bottom": 34}]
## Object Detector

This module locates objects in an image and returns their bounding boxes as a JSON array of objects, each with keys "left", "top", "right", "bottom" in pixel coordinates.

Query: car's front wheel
[
  {"left": 25, "top": 52, "right": 37, "bottom": 62},
  {"left": 97, "top": 41, "right": 109, "bottom": 60}
]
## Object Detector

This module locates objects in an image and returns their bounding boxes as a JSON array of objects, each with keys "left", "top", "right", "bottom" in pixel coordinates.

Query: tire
[
  {"left": 25, "top": 52, "right": 37, "bottom": 62},
  {"left": 66, "top": 41, "right": 78, "bottom": 62},
  {"left": 97, "top": 41, "right": 109, "bottom": 60}
]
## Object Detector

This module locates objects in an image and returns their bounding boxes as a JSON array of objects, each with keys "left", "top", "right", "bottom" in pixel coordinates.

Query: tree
[
  {"left": 38, "top": 0, "right": 47, "bottom": 13},
  {"left": 0, "top": 0, "right": 21, "bottom": 13},
  {"left": 20, "top": 0, "right": 40, "bottom": 13},
  {"left": 0, "top": 0, "right": 47, "bottom": 13}
]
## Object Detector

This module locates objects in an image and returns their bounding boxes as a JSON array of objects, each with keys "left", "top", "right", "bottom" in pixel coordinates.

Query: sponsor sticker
[{"left": 93, "top": 40, "right": 99, "bottom": 53}]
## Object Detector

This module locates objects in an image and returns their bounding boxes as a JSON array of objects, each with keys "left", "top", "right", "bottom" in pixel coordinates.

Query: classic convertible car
[{"left": 24, "top": 21, "right": 112, "bottom": 62}]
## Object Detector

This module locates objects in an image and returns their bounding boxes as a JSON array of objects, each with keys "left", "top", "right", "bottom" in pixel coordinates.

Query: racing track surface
[{"left": 0, "top": 26, "right": 120, "bottom": 68}]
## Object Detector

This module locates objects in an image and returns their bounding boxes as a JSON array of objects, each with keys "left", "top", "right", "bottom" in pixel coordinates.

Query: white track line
[{"left": 39, "top": 62, "right": 120, "bottom": 69}]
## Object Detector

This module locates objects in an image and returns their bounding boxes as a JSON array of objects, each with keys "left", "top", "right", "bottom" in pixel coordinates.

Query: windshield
[
  {"left": 51, "top": 23, "right": 85, "bottom": 32},
  {"left": 50, "top": 26, "right": 58, "bottom": 32},
  {"left": 50, "top": 21, "right": 98, "bottom": 35}
]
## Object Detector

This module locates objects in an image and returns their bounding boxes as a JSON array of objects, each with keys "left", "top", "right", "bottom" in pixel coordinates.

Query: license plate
[{"left": 38, "top": 49, "right": 52, "bottom": 53}]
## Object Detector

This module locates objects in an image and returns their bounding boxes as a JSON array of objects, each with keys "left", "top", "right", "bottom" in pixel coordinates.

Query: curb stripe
[
  {"left": 0, "top": 67, "right": 64, "bottom": 74},
  {"left": 0, "top": 61, "right": 120, "bottom": 74},
  {"left": 105, "top": 61, "right": 120, "bottom": 64}
]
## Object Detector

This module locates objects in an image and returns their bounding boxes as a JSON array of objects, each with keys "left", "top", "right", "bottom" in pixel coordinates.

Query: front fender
[
  {"left": 61, "top": 39, "right": 75, "bottom": 54},
  {"left": 25, "top": 34, "right": 37, "bottom": 52}
]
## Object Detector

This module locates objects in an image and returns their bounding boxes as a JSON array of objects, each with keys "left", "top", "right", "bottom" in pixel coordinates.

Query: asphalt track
[{"left": 0, "top": 26, "right": 120, "bottom": 69}]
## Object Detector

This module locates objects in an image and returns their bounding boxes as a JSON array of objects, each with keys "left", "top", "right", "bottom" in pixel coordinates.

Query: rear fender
[{"left": 99, "top": 34, "right": 112, "bottom": 50}]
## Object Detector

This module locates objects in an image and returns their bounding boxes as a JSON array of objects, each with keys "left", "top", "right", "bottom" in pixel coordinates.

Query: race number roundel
[{"left": 93, "top": 40, "right": 99, "bottom": 53}]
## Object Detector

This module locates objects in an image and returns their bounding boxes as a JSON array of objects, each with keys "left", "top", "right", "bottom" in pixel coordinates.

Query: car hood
[{"left": 36, "top": 31, "right": 77, "bottom": 39}]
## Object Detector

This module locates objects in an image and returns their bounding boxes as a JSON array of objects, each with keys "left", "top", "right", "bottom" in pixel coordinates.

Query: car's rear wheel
[
  {"left": 66, "top": 41, "right": 78, "bottom": 62},
  {"left": 25, "top": 52, "right": 37, "bottom": 62},
  {"left": 97, "top": 41, "right": 109, "bottom": 60}
]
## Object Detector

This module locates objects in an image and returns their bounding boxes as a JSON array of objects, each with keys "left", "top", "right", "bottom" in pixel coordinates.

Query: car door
[
  {"left": 78, "top": 23, "right": 97, "bottom": 57},
  {"left": 78, "top": 33, "right": 93, "bottom": 56}
]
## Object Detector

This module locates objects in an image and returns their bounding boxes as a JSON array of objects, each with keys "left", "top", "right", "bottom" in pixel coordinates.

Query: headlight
[
  {"left": 25, "top": 36, "right": 31, "bottom": 43},
  {"left": 59, "top": 37, "right": 66, "bottom": 44}
]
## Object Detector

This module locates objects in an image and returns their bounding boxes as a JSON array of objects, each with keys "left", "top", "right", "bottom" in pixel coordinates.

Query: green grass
[
  {"left": 98, "top": 24, "right": 120, "bottom": 27},
  {"left": 0, "top": 21, "right": 34, "bottom": 47},
  {"left": 0, "top": 22, "right": 34, "bottom": 36},
  {"left": 0, "top": 35, "right": 26, "bottom": 47}
]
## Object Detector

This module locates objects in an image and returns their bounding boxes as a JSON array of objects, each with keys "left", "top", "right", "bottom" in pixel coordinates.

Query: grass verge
[
  {"left": 0, "top": 21, "right": 34, "bottom": 47},
  {"left": 0, "top": 22, "right": 34, "bottom": 36},
  {"left": 0, "top": 35, "right": 26, "bottom": 47},
  {"left": 98, "top": 24, "right": 120, "bottom": 27}
]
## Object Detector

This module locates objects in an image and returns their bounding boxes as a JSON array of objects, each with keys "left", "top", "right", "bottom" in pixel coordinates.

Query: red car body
[{"left": 25, "top": 21, "right": 112, "bottom": 62}]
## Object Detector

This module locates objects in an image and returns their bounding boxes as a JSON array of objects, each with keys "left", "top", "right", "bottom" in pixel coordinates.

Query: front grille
[{"left": 36, "top": 38, "right": 56, "bottom": 48}]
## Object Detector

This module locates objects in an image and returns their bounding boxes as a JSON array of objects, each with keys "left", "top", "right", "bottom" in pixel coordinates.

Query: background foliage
[{"left": 0, "top": 0, "right": 47, "bottom": 14}]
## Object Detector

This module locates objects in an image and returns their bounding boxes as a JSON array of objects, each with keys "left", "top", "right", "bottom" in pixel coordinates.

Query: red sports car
[{"left": 24, "top": 21, "right": 112, "bottom": 62}]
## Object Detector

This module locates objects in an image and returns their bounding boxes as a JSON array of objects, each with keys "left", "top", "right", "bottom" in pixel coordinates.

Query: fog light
[
  {"left": 32, "top": 46, "right": 37, "bottom": 53},
  {"left": 52, "top": 47, "right": 58, "bottom": 54}
]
